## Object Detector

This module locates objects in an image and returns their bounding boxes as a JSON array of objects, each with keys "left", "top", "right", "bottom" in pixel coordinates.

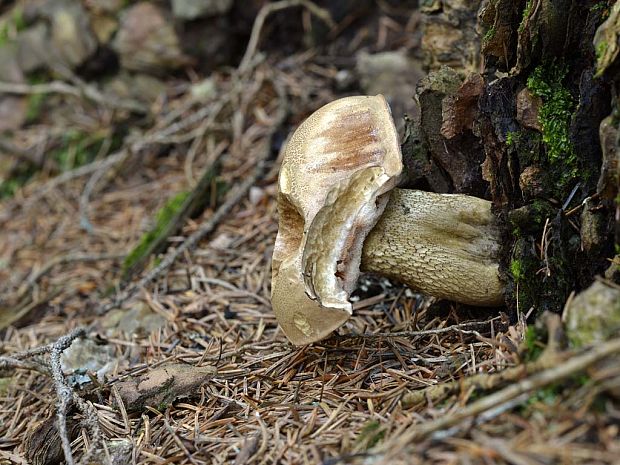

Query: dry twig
[
  {"left": 13, "top": 253, "right": 123, "bottom": 301},
  {"left": 0, "top": 149, "right": 132, "bottom": 221},
  {"left": 238, "top": 0, "right": 335, "bottom": 73},
  {"left": 380, "top": 336, "right": 620, "bottom": 457},
  {"left": 334, "top": 319, "right": 503, "bottom": 341},
  {"left": 0, "top": 80, "right": 146, "bottom": 113},
  {"left": 0, "top": 328, "right": 103, "bottom": 465},
  {"left": 97, "top": 157, "right": 271, "bottom": 315}
]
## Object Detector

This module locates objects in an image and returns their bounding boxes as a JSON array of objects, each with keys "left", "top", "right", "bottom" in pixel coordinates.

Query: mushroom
[{"left": 271, "top": 95, "right": 504, "bottom": 345}]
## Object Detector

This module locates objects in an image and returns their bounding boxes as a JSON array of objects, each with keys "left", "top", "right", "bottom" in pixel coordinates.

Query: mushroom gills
[{"left": 360, "top": 188, "right": 504, "bottom": 306}]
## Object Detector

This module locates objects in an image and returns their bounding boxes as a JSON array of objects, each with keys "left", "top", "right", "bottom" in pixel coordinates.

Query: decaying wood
[{"left": 114, "top": 363, "right": 217, "bottom": 412}]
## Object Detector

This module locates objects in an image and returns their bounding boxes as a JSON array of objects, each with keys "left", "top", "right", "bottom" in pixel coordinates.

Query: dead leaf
[{"left": 26, "top": 413, "right": 80, "bottom": 465}]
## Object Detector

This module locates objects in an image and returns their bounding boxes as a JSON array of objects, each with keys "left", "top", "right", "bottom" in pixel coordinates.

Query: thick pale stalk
[{"left": 361, "top": 189, "right": 504, "bottom": 306}]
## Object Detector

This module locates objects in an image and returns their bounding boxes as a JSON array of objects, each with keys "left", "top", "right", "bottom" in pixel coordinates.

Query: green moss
[
  {"left": 507, "top": 199, "right": 570, "bottom": 312},
  {"left": 509, "top": 200, "right": 554, "bottom": 236},
  {"left": 510, "top": 231, "right": 575, "bottom": 315},
  {"left": 102, "top": 284, "right": 117, "bottom": 298},
  {"left": 523, "top": 326, "right": 545, "bottom": 361},
  {"left": 483, "top": 27, "right": 496, "bottom": 42},
  {"left": 526, "top": 62, "right": 577, "bottom": 187},
  {"left": 527, "top": 383, "right": 561, "bottom": 405},
  {"left": 521, "top": 374, "right": 597, "bottom": 414},
  {"left": 22, "top": 74, "right": 49, "bottom": 123},
  {"left": 510, "top": 259, "right": 524, "bottom": 282},
  {"left": 25, "top": 92, "right": 46, "bottom": 123},
  {"left": 356, "top": 421, "right": 384, "bottom": 449},
  {"left": 50, "top": 130, "right": 112, "bottom": 171},
  {"left": 574, "top": 373, "right": 591, "bottom": 387},
  {"left": 590, "top": 1, "right": 609, "bottom": 15},
  {"left": 530, "top": 199, "right": 554, "bottom": 222},
  {"left": 519, "top": 0, "right": 534, "bottom": 33},
  {"left": 122, "top": 191, "right": 190, "bottom": 275},
  {"left": 0, "top": 378, "right": 11, "bottom": 396},
  {"left": 0, "top": 7, "right": 25, "bottom": 46},
  {"left": 0, "top": 163, "right": 36, "bottom": 199},
  {"left": 504, "top": 122, "right": 543, "bottom": 167},
  {"left": 505, "top": 131, "right": 521, "bottom": 147},
  {"left": 509, "top": 237, "right": 554, "bottom": 312},
  {"left": 215, "top": 179, "right": 230, "bottom": 202},
  {"left": 596, "top": 40, "right": 608, "bottom": 62},
  {"left": 156, "top": 402, "right": 169, "bottom": 411}
]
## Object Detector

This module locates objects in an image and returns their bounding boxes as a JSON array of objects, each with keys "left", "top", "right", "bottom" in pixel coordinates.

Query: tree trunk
[{"left": 402, "top": 0, "right": 618, "bottom": 317}]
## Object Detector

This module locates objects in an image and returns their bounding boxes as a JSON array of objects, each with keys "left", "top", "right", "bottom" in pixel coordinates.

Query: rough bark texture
[{"left": 403, "top": 0, "right": 618, "bottom": 318}]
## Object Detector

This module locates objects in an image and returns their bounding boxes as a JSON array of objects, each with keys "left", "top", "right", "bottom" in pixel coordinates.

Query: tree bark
[{"left": 402, "top": 0, "right": 618, "bottom": 317}]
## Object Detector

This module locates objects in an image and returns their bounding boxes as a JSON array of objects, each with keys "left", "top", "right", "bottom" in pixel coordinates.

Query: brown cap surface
[{"left": 271, "top": 95, "right": 402, "bottom": 345}]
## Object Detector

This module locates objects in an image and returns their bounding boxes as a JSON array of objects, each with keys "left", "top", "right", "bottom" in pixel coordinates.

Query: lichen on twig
[{"left": 0, "top": 327, "right": 104, "bottom": 465}]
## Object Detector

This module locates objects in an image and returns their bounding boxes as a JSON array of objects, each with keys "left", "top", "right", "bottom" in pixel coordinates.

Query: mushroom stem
[{"left": 361, "top": 189, "right": 504, "bottom": 306}]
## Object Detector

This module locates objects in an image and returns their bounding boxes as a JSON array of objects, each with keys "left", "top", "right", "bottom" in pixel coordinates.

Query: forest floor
[{"left": 1, "top": 1, "right": 620, "bottom": 464}]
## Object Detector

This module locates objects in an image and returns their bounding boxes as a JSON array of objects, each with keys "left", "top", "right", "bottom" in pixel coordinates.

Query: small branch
[
  {"left": 0, "top": 80, "right": 83, "bottom": 97},
  {"left": 380, "top": 336, "right": 620, "bottom": 455},
  {"left": 0, "top": 327, "right": 104, "bottom": 465},
  {"left": 47, "top": 328, "right": 104, "bottom": 465},
  {"left": 0, "top": 80, "right": 146, "bottom": 114},
  {"left": 15, "top": 253, "right": 123, "bottom": 301},
  {"left": 1, "top": 149, "right": 132, "bottom": 222},
  {"left": 49, "top": 328, "right": 87, "bottom": 465},
  {"left": 333, "top": 319, "right": 503, "bottom": 342},
  {"left": 402, "top": 313, "right": 563, "bottom": 406},
  {"left": 0, "top": 356, "right": 50, "bottom": 375},
  {"left": 238, "top": 0, "right": 335, "bottom": 73},
  {"left": 97, "top": 157, "right": 270, "bottom": 315}
]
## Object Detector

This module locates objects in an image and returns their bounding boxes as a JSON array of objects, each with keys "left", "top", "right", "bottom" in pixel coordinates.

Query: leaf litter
[{"left": 0, "top": 1, "right": 619, "bottom": 464}]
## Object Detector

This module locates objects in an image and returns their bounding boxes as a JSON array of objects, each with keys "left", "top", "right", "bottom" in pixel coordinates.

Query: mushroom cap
[{"left": 271, "top": 95, "right": 402, "bottom": 345}]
